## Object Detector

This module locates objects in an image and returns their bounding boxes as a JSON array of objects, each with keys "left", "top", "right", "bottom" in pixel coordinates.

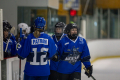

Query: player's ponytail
[{"left": 34, "top": 29, "right": 40, "bottom": 38}]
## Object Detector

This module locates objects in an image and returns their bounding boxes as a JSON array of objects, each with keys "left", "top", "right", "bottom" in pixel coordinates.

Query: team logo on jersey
[
  {"left": 31, "top": 38, "right": 48, "bottom": 45},
  {"left": 63, "top": 46, "right": 81, "bottom": 65},
  {"left": 16, "top": 43, "right": 21, "bottom": 51}
]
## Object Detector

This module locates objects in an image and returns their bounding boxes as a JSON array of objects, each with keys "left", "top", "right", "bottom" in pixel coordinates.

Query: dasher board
[{"left": 0, "top": 9, "right": 3, "bottom": 60}]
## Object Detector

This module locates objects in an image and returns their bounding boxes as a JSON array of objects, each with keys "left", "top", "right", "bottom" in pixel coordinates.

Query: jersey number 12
[{"left": 30, "top": 48, "right": 48, "bottom": 65}]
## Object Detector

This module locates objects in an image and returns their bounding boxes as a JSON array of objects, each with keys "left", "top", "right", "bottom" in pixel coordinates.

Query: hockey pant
[
  {"left": 48, "top": 70, "right": 58, "bottom": 80},
  {"left": 24, "top": 73, "right": 49, "bottom": 80},
  {"left": 58, "top": 72, "right": 81, "bottom": 80}
]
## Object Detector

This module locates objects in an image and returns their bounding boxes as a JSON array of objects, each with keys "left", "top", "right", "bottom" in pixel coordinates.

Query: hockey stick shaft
[
  {"left": 83, "top": 67, "right": 96, "bottom": 80},
  {"left": 19, "top": 28, "right": 22, "bottom": 80},
  {"left": 5, "top": 34, "right": 12, "bottom": 52},
  {"left": 5, "top": 39, "right": 9, "bottom": 52},
  {"left": 19, "top": 59, "right": 21, "bottom": 80},
  {"left": 91, "top": 75, "right": 96, "bottom": 80}
]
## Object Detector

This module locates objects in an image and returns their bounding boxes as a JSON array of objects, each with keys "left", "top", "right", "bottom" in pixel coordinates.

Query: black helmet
[
  {"left": 54, "top": 22, "right": 66, "bottom": 37},
  {"left": 65, "top": 23, "right": 78, "bottom": 34},
  {"left": 65, "top": 23, "right": 79, "bottom": 39},
  {"left": 3, "top": 20, "right": 12, "bottom": 31}
]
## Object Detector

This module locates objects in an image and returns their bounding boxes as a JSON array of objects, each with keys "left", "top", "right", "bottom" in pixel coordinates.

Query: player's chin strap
[
  {"left": 68, "top": 33, "right": 78, "bottom": 39},
  {"left": 55, "top": 33, "right": 63, "bottom": 37}
]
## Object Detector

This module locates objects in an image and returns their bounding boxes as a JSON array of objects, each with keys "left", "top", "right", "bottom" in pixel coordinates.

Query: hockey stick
[
  {"left": 19, "top": 28, "right": 22, "bottom": 80},
  {"left": 83, "top": 67, "right": 96, "bottom": 80},
  {"left": 5, "top": 34, "right": 12, "bottom": 52}
]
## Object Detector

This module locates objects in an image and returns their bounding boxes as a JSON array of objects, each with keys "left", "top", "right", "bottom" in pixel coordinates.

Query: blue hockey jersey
[
  {"left": 57, "top": 35, "right": 91, "bottom": 74},
  {"left": 17, "top": 32, "right": 57, "bottom": 76},
  {"left": 3, "top": 34, "right": 17, "bottom": 57},
  {"left": 50, "top": 33, "right": 66, "bottom": 71}
]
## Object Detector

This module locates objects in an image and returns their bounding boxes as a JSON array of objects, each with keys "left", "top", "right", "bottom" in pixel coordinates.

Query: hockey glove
[
  {"left": 7, "top": 33, "right": 12, "bottom": 39},
  {"left": 3, "top": 38, "right": 7, "bottom": 42},
  {"left": 51, "top": 54, "right": 58, "bottom": 62},
  {"left": 85, "top": 65, "right": 93, "bottom": 78},
  {"left": 4, "top": 52, "right": 11, "bottom": 58}
]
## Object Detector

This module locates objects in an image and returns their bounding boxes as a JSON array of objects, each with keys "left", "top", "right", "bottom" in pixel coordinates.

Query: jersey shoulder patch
[{"left": 78, "top": 36, "right": 85, "bottom": 44}]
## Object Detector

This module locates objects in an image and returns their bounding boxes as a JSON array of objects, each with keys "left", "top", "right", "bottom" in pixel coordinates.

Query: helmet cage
[
  {"left": 65, "top": 23, "right": 79, "bottom": 35},
  {"left": 54, "top": 22, "right": 65, "bottom": 36}
]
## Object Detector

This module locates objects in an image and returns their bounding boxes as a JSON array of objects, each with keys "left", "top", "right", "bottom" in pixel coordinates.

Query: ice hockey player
[
  {"left": 17, "top": 17, "right": 57, "bottom": 80},
  {"left": 48, "top": 22, "right": 66, "bottom": 80},
  {"left": 57, "top": 23, "right": 93, "bottom": 80},
  {"left": 16, "top": 23, "right": 29, "bottom": 42},
  {"left": 3, "top": 20, "right": 17, "bottom": 58}
]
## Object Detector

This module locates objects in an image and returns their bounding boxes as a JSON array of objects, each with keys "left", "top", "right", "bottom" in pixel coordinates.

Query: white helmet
[
  {"left": 18, "top": 23, "right": 28, "bottom": 31},
  {"left": 26, "top": 27, "right": 31, "bottom": 34}
]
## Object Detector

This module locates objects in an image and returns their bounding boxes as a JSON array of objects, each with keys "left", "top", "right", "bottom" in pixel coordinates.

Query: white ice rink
[{"left": 81, "top": 58, "right": 120, "bottom": 80}]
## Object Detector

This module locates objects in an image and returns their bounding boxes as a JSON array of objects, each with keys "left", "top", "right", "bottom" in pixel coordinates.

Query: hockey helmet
[
  {"left": 65, "top": 23, "right": 79, "bottom": 39},
  {"left": 3, "top": 20, "right": 12, "bottom": 31},
  {"left": 26, "top": 27, "right": 31, "bottom": 34},
  {"left": 54, "top": 22, "right": 66, "bottom": 37},
  {"left": 34, "top": 17, "right": 46, "bottom": 29},
  {"left": 65, "top": 23, "right": 78, "bottom": 34},
  {"left": 18, "top": 23, "right": 28, "bottom": 31}
]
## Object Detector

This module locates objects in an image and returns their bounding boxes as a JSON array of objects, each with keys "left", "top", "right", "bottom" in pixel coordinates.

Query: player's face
[
  {"left": 55, "top": 27, "right": 62, "bottom": 33},
  {"left": 70, "top": 28, "right": 77, "bottom": 35},
  {"left": 3, "top": 30, "right": 9, "bottom": 39},
  {"left": 23, "top": 30, "right": 26, "bottom": 34}
]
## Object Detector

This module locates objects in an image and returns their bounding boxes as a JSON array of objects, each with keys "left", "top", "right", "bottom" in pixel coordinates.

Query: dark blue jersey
[
  {"left": 50, "top": 33, "right": 66, "bottom": 71},
  {"left": 17, "top": 32, "right": 57, "bottom": 76},
  {"left": 57, "top": 35, "right": 91, "bottom": 74}
]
